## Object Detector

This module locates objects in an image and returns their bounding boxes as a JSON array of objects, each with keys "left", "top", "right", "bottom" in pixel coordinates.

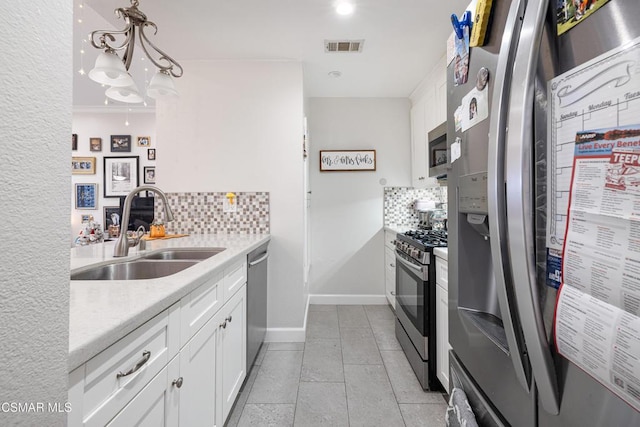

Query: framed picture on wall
[
  {"left": 104, "top": 205, "right": 121, "bottom": 238},
  {"left": 72, "top": 134, "right": 78, "bottom": 151},
  {"left": 110, "top": 135, "right": 131, "bottom": 152},
  {"left": 137, "top": 136, "right": 151, "bottom": 147},
  {"left": 71, "top": 157, "right": 96, "bottom": 175},
  {"left": 103, "top": 156, "right": 139, "bottom": 197},
  {"left": 90, "top": 137, "right": 102, "bottom": 152},
  {"left": 147, "top": 148, "right": 156, "bottom": 160},
  {"left": 75, "top": 183, "right": 97, "bottom": 210},
  {"left": 144, "top": 166, "right": 156, "bottom": 184}
]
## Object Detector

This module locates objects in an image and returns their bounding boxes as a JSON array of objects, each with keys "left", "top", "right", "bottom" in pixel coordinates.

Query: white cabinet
[
  {"left": 435, "top": 254, "right": 451, "bottom": 392},
  {"left": 178, "top": 284, "right": 246, "bottom": 427},
  {"left": 220, "top": 287, "right": 247, "bottom": 421},
  {"left": 107, "top": 357, "right": 180, "bottom": 427},
  {"left": 178, "top": 304, "right": 221, "bottom": 426},
  {"left": 384, "top": 230, "right": 397, "bottom": 308},
  {"left": 410, "top": 97, "right": 430, "bottom": 188},
  {"left": 410, "top": 53, "right": 447, "bottom": 188},
  {"left": 69, "top": 257, "right": 249, "bottom": 427}
]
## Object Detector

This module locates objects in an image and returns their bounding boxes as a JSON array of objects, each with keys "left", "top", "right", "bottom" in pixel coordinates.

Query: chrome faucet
[{"left": 113, "top": 185, "right": 175, "bottom": 257}]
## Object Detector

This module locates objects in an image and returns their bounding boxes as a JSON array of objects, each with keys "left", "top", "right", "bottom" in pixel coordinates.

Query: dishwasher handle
[{"left": 248, "top": 252, "right": 269, "bottom": 267}]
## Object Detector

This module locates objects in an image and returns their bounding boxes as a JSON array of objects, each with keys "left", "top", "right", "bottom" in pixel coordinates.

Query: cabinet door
[
  {"left": 384, "top": 247, "right": 396, "bottom": 309},
  {"left": 410, "top": 98, "right": 428, "bottom": 188},
  {"left": 436, "top": 285, "right": 449, "bottom": 392},
  {"left": 179, "top": 309, "right": 221, "bottom": 427},
  {"left": 220, "top": 285, "right": 247, "bottom": 422},
  {"left": 106, "top": 357, "right": 179, "bottom": 427}
]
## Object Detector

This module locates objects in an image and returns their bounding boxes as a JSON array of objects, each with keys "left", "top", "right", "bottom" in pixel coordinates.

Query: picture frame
[
  {"left": 81, "top": 214, "right": 92, "bottom": 223},
  {"left": 433, "top": 149, "right": 448, "bottom": 166},
  {"left": 144, "top": 166, "right": 156, "bottom": 184},
  {"left": 75, "top": 183, "right": 98, "bottom": 210},
  {"left": 72, "top": 157, "right": 96, "bottom": 175},
  {"left": 319, "top": 150, "right": 376, "bottom": 172},
  {"left": 147, "top": 148, "right": 156, "bottom": 161},
  {"left": 137, "top": 136, "right": 151, "bottom": 147},
  {"left": 104, "top": 205, "right": 121, "bottom": 238},
  {"left": 72, "top": 134, "right": 78, "bottom": 151},
  {"left": 90, "top": 137, "right": 102, "bottom": 152},
  {"left": 103, "top": 156, "right": 139, "bottom": 197},
  {"left": 110, "top": 135, "right": 132, "bottom": 152}
]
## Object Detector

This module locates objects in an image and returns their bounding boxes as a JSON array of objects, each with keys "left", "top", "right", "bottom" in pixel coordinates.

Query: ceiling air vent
[{"left": 324, "top": 39, "right": 364, "bottom": 53}]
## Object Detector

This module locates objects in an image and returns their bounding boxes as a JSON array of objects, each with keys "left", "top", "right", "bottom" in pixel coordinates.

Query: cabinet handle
[
  {"left": 226, "top": 315, "right": 233, "bottom": 323},
  {"left": 172, "top": 377, "right": 184, "bottom": 388},
  {"left": 220, "top": 321, "right": 227, "bottom": 329},
  {"left": 390, "top": 263, "right": 395, "bottom": 268},
  {"left": 117, "top": 351, "right": 151, "bottom": 379},
  {"left": 391, "top": 291, "right": 396, "bottom": 296}
]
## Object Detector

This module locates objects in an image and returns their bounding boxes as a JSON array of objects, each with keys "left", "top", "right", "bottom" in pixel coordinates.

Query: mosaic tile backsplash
[
  {"left": 384, "top": 186, "right": 447, "bottom": 227},
  {"left": 155, "top": 192, "right": 270, "bottom": 234}
]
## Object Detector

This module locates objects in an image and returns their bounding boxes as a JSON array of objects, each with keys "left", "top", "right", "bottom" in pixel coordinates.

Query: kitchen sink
[
  {"left": 142, "top": 247, "right": 226, "bottom": 261},
  {"left": 71, "top": 260, "right": 199, "bottom": 281}
]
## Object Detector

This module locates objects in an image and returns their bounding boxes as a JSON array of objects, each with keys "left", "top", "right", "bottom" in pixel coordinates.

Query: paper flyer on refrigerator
[{"left": 555, "top": 125, "right": 640, "bottom": 411}]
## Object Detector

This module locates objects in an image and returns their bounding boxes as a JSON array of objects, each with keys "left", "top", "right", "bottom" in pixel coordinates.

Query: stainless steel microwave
[{"left": 428, "top": 122, "right": 448, "bottom": 178}]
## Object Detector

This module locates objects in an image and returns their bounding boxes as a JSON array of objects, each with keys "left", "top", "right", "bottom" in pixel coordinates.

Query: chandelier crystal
[{"left": 88, "top": 0, "right": 183, "bottom": 103}]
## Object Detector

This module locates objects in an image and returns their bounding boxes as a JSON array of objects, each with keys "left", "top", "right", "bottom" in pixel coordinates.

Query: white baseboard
[
  {"left": 264, "top": 294, "right": 388, "bottom": 342},
  {"left": 308, "top": 294, "right": 388, "bottom": 305},
  {"left": 264, "top": 294, "right": 310, "bottom": 343}
]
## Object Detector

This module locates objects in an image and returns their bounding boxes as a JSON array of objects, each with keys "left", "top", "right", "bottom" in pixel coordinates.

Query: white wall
[
  {"left": 308, "top": 98, "right": 412, "bottom": 299},
  {"left": 71, "top": 112, "right": 156, "bottom": 243},
  {"left": 0, "top": 1, "right": 71, "bottom": 424},
  {"left": 156, "top": 60, "right": 306, "bottom": 335}
]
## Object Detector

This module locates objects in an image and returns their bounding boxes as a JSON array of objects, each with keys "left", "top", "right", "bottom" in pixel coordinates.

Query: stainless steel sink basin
[
  {"left": 71, "top": 260, "right": 199, "bottom": 281},
  {"left": 142, "top": 247, "right": 226, "bottom": 261}
]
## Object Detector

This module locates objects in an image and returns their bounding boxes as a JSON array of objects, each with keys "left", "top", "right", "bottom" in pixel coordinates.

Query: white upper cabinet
[{"left": 410, "top": 53, "right": 447, "bottom": 188}]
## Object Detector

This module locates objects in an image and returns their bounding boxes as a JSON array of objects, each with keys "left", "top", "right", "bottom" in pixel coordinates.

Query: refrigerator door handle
[
  {"left": 504, "top": 0, "right": 560, "bottom": 415},
  {"left": 486, "top": 0, "right": 531, "bottom": 393}
]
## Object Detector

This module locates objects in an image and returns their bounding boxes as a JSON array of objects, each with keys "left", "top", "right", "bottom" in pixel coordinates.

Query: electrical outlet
[{"left": 223, "top": 193, "right": 237, "bottom": 213}]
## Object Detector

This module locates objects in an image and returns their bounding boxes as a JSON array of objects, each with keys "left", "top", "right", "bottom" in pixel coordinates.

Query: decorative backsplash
[
  {"left": 384, "top": 186, "right": 447, "bottom": 227},
  {"left": 155, "top": 192, "right": 270, "bottom": 234}
]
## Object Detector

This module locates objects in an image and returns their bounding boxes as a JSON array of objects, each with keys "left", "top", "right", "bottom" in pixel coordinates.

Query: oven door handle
[{"left": 395, "top": 251, "right": 423, "bottom": 272}]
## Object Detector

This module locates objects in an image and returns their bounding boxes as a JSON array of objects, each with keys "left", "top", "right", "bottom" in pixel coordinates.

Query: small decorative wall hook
[{"left": 451, "top": 10, "right": 473, "bottom": 39}]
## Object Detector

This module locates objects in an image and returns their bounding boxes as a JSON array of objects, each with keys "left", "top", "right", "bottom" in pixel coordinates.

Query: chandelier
[{"left": 88, "top": 0, "right": 183, "bottom": 104}]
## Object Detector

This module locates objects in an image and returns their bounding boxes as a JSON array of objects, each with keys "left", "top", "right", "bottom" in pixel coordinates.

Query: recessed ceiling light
[
  {"left": 328, "top": 71, "right": 342, "bottom": 78},
  {"left": 336, "top": 2, "right": 355, "bottom": 16}
]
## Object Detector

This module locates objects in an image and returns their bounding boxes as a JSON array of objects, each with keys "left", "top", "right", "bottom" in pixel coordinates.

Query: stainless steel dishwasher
[{"left": 247, "top": 242, "right": 269, "bottom": 372}]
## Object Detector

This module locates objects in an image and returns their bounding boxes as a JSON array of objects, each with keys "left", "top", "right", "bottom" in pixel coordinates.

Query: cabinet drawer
[
  {"left": 77, "top": 305, "right": 180, "bottom": 427},
  {"left": 223, "top": 258, "right": 247, "bottom": 302},
  {"left": 436, "top": 258, "right": 448, "bottom": 290},
  {"left": 384, "top": 230, "right": 397, "bottom": 249},
  {"left": 181, "top": 272, "right": 223, "bottom": 347},
  {"left": 384, "top": 247, "right": 396, "bottom": 273}
]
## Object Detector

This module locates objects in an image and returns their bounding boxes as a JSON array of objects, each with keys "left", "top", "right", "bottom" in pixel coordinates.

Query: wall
[
  {"left": 71, "top": 112, "right": 156, "bottom": 243},
  {"left": 0, "top": 1, "right": 71, "bottom": 425},
  {"left": 308, "top": 98, "right": 412, "bottom": 300},
  {"left": 156, "top": 60, "right": 305, "bottom": 337},
  {"left": 384, "top": 186, "right": 447, "bottom": 227}
]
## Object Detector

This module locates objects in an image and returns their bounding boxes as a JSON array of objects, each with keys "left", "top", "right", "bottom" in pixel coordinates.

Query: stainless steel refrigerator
[{"left": 448, "top": 0, "right": 640, "bottom": 426}]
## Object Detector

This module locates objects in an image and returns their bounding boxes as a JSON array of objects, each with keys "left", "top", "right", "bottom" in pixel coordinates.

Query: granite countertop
[
  {"left": 434, "top": 247, "right": 448, "bottom": 261},
  {"left": 69, "top": 234, "right": 270, "bottom": 372}
]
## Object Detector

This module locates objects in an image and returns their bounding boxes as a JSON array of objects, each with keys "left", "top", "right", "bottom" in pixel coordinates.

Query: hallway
[{"left": 226, "top": 304, "right": 448, "bottom": 426}]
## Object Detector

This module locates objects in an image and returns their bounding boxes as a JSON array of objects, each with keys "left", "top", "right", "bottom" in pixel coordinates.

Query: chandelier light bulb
[{"left": 88, "top": 0, "right": 183, "bottom": 103}]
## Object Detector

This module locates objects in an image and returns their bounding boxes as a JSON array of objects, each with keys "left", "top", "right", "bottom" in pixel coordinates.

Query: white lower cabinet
[
  {"left": 435, "top": 255, "right": 450, "bottom": 392},
  {"left": 107, "top": 357, "right": 180, "bottom": 426},
  {"left": 384, "top": 230, "right": 397, "bottom": 308},
  {"left": 220, "top": 288, "right": 247, "bottom": 421},
  {"left": 69, "top": 261, "right": 248, "bottom": 427}
]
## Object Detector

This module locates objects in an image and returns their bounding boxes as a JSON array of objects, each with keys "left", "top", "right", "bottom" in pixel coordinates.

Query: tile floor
[{"left": 225, "top": 304, "right": 448, "bottom": 427}]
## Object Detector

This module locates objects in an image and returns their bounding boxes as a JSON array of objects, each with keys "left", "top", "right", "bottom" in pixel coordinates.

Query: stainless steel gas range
[{"left": 394, "top": 229, "right": 447, "bottom": 390}]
